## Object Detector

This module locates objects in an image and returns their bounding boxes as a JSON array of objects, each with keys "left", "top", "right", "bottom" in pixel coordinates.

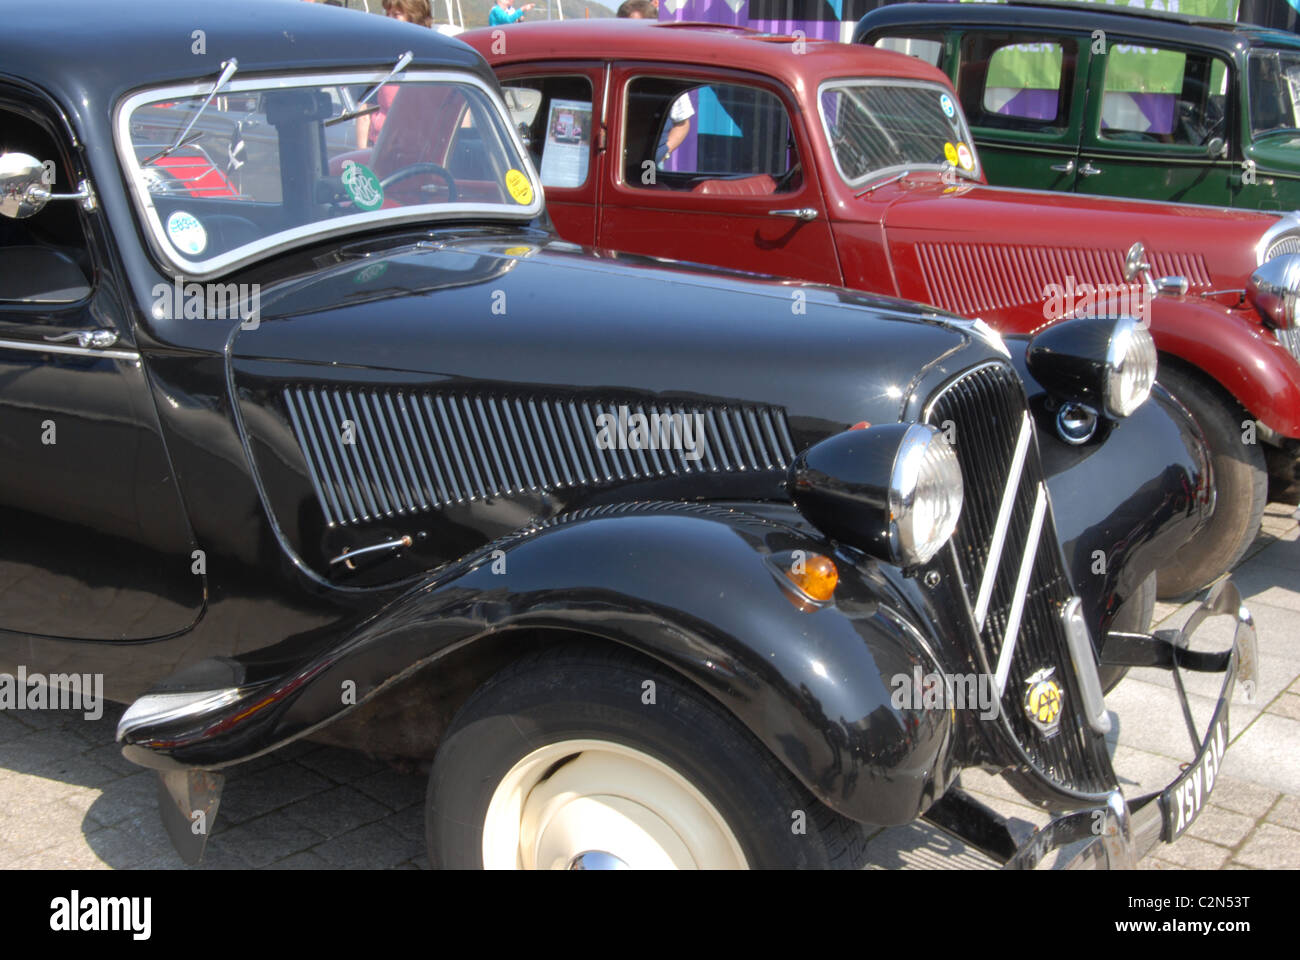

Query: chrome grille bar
[
  {"left": 995, "top": 483, "right": 1048, "bottom": 696},
  {"left": 974, "top": 411, "right": 1032, "bottom": 632}
]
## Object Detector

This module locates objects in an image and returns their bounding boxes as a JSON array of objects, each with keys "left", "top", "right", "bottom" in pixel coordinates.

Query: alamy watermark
[
  {"left": 0, "top": 666, "right": 103, "bottom": 720},
  {"left": 1042, "top": 276, "right": 1150, "bottom": 327},
  {"left": 595, "top": 405, "right": 707, "bottom": 462},
  {"left": 152, "top": 276, "right": 261, "bottom": 329},
  {"left": 890, "top": 666, "right": 1000, "bottom": 721}
]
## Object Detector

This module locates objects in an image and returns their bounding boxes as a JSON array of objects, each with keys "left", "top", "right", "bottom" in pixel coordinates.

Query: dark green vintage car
[{"left": 856, "top": 1, "right": 1300, "bottom": 211}]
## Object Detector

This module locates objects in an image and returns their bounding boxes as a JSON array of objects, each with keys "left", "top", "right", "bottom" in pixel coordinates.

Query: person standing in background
[
  {"left": 619, "top": 0, "right": 690, "bottom": 166},
  {"left": 490, "top": 0, "right": 535, "bottom": 26},
  {"left": 356, "top": 0, "right": 433, "bottom": 148}
]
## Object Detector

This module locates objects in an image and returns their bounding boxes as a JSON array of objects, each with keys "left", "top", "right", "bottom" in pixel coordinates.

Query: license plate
[{"left": 1161, "top": 709, "right": 1229, "bottom": 842}]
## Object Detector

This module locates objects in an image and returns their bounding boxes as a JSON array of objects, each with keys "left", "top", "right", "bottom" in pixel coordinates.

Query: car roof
[
  {"left": 1, "top": 0, "right": 493, "bottom": 116},
  {"left": 857, "top": 1, "right": 1300, "bottom": 54},
  {"left": 462, "top": 19, "right": 951, "bottom": 88}
]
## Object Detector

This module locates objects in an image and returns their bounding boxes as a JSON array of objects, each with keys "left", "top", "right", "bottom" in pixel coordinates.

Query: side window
[
  {"left": 1099, "top": 44, "right": 1228, "bottom": 147},
  {"left": 623, "top": 78, "right": 801, "bottom": 194},
  {"left": 959, "top": 33, "right": 1078, "bottom": 135},
  {"left": 0, "top": 107, "right": 92, "bottom": 304},
  {"left": 500, "top": 76, "right": 593, "bottom": 189},
  {"left": 873, "top": 35, "right": 944, "bottom": 68}
]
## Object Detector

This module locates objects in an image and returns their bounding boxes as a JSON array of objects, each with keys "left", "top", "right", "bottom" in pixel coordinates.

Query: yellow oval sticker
[
  {"left": 505, "top": 169, "right": 534, "bottom": 206},
  {"left": 943, "top": 142, "right": 958, "bottom": 166}
]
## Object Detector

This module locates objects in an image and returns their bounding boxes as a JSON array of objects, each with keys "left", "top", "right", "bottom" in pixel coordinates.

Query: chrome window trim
[
  {"left": 0, "top": 337, "right": 139, "bottom": 362},
  {"left": 816, "top": 76, "right": 982, "bottom": 189},
  {"left": 114, "top": 69, "right": 544, "bottom": 280}
]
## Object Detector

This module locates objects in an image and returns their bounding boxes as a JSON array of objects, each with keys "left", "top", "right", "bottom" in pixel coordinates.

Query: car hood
[
  {"left": 229, "top": 231, "right": 989, "bottom": 435},
  {"left": 873, "top": 180, "right": 1278, "bottom": 318}
]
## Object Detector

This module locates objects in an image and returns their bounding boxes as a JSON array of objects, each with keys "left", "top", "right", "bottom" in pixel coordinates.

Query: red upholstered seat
[{"left": 690, "top": 174, "right": 777, "bottom": 197}]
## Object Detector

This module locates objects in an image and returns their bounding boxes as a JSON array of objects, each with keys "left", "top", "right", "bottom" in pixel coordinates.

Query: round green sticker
[{"left": 342, "top": 161, "right": 384, "bottom": 212}]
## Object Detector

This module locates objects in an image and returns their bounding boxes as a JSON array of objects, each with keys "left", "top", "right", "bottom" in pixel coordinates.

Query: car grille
[
  {"left": 284, "top": 385, "right": 795, "bottom": 527},
  {"left": 926, "top": 362, "right": 1112, "bottom": 795},
  {"left": 1265, "top": 235, "right": 1300, "bottom": 261},
  {"left": 1277, "top": 326, "right": 1300, "bottom": 363}
]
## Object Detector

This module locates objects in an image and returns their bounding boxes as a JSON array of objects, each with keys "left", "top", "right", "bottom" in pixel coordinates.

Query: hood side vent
[
  {"left": 914, "top": 243, "right": 1211, "bottom": 317},
  {"left": 284, "top": 386, "right": 797, "bottom": 527}
]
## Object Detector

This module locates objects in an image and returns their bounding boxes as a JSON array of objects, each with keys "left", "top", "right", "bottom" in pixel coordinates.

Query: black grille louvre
[
  {"left": 927, "top": 362, "right": 1112, "bottom": 794},
  {"left": 285, "top": 386, "right": 796, "bottom": 528}
]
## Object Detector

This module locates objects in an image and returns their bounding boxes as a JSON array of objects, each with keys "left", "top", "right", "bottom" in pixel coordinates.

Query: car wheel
[
  {"left": 425, "top": 643, "right": 873, "bottom": 869},
  {"left": 1154, "top": 362, "right": 1267, "bottom": 601}
]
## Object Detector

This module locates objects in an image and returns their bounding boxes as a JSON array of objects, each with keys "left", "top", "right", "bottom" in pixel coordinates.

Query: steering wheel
[{"left": 378, "top": 162, "right": 458, "bottom": 202}]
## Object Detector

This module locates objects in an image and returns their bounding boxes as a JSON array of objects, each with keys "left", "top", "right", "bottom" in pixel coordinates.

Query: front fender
[
  {"left": 121, "top": 503, "right": 960, "bottom": 826},
  {"left": 1150, "top": 298, "right": 1300, "bottom": 439},
  {"left": 1007, "top": 341, "right": 1213, "bottom": 634}
]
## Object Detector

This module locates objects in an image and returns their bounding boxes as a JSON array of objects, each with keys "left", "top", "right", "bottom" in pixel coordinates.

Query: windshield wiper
[
  {"left": 326, "top": 50, "right": 413, "bottom": 127},
  {"left": 142, "top": 59, "right": 239, "bottom": 167}
]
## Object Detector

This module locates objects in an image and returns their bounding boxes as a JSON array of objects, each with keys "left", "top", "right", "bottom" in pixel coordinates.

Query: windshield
[
  {"left": 117, "top": 70, "right": 542, "bottom": 277},
  {"left": 819, "top": 79, "right": 981, "bottom": 186},
  {"left": 1248, "top": 48, "right": 1300, "bottom": 140}
]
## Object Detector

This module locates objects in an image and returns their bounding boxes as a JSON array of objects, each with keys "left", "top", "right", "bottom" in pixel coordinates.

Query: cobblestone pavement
[{"left": 0, "top": 505, "right": 1296, "bottom": 870}]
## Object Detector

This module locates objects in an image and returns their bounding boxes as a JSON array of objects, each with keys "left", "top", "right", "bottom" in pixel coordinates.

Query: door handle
[
  {"left": 1050, "top": 160, "right": 1075, "bottom": 173},
  {"left": 43, "top": 329, "right": 119, "bottom": 349},
  {"left": 769, "top": 208, "right": 818, "bottom": 221},
  {"left": 1078, "top": 162, "right": 1102, "bottom": 177}
]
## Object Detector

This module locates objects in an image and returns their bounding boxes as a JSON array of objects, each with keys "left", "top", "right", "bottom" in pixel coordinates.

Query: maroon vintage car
[{"left": 465, "top": 19, "right": 1300, "bottom": 599}]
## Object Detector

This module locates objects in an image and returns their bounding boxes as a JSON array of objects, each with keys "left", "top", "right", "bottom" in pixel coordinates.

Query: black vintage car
[{"left": 0, "top": 0, "right": 1256, "bottom": 869}]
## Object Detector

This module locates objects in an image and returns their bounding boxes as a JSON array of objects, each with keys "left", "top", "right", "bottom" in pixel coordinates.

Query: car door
[
  {"left": 497, "top": 65, "right": 606, "bottom": 247},
  {"left": 599, "top": 67, "right": 842, "bottom": 286},
  {"left": 950, "top": 28, "right": 1088, "bottom": 192},
  {"left": 0, "top": 91, "right": 203, "bottom": 641},
  {"left": 1076, "top": 38, "right": 1235, "bottom": 206},
  {"left": 871, "top": 27, "right": 1087, "bottom": 192}
]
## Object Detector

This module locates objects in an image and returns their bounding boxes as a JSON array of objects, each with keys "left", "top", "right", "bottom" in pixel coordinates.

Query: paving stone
[
  {"left": 350, "top": 767, "right": 424, "bottom": 812},
  {"left": 1233, "top": 822, "right": 1300, "bottom": 869},
  {"left": 1206, "top": 776, "right": 1280, "bottom": 817},
  {"left": 1268, "top": 693, "right": 1300, "bottom": 721},
  {"left": 267, "top": 850, "right": 334, "bottom": 870},
  {"left": 1265, "top": 794, "right": 1300, "bottom": 831},
  {"left": 1149, "top": 835, "right": 1230, "bottom": 869},
  {"left": 1186, "top": 804, "right": 1256, "bottom": 847},
  {"left": 296, "top": 745, "right": 387, "bottom": 784},
  {"left": 313, "top": 821, "right": 421, "bottom": 870},
  {"left": 1141, "top": 857, "right": 1186, "bottom": 870},
  {"left": 83, "top": 770, "right": 162, "bottom": 829},
  {"left": 280, "top": 785, "right": 390, "bottom": 839},
  {"left": 214, "top": 811, "right": 327, "bottom": 868},
  {"left": 217, "top": 762, "right": 333, "bottom": 825},
  {"left": 1221, "top": 714, "right": 1300, "bottom": 794}
]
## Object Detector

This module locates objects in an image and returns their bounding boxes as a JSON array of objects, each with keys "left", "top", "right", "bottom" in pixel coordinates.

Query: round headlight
[
  {"left": 1248, "top": 254, "right": 1300, "bottom": 329},
  {"left": 1104, "top": 317, "right": 1157, "bottom": 418},
  {"left": 889, "top": 424, "right": 963, "bottom": 566}
]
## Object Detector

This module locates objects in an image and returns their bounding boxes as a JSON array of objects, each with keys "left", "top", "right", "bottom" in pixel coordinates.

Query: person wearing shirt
[{"left": 489, "top": 0, "right": 535, "bottom": 25}]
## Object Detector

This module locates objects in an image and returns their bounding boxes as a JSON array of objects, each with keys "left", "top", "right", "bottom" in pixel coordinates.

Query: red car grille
[{"left": 914, "top": 242, "right": 1211, "bottom": 317}]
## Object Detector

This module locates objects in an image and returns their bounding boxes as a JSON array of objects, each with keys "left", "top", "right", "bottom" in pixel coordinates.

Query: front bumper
[{"left": 926, "top": 578, "right": 1258, "bottom": 870}]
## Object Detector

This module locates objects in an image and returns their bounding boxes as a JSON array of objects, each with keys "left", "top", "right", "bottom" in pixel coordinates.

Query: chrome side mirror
[
  {"left": 0, "top": 152, "right": 50, "bottom": 218},
  {"left": 1206, "top": 136, "right": 1227, "bottom": 159},
  {"left": 0, "top": 152, "right": 96, "bottom": 219},
  {"left": 1123, "top": 241, "right": 1150, "bottom": 284},
  {"left": 517, "top": 122, "right": 532, "bottom": 148}
]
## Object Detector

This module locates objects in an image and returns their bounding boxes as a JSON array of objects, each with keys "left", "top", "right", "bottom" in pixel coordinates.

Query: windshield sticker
[
  {"left": 166, "top": 210, "right": 207, "bottom": 256},
  {"left": 940, "top": 93, "right": 956, "bottom": 119},
  {"left": 505, "top": 169, "right": 534, "bottom": 206},
  {"left": 352, "top": 262, "right": 389, "bottom": 285},
  {"left": 342, "top": 161, "right": 385, "bottom": 212},
  {"left": 944, "top": 142, "right": 959, "bottom": 166},
  {"left": 956, "top": 143, "right": 974, "bottom": 172}
]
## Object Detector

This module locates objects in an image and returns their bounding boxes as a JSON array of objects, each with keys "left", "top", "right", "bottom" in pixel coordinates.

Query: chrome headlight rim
[
  {"left": 1103, "top": 316, "right": 1157, "bottom": 418},
  {"left": 1249, "top": 253, "right": 1300, "bottom": 330},
  {"left": 887, "top": 423, "right": 964, "bottom": 567}
]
